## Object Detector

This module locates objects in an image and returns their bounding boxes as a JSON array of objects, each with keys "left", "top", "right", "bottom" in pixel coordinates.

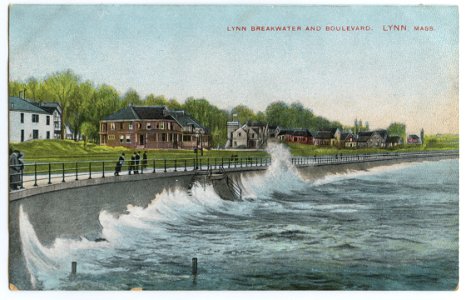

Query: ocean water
[{"left": 19, "top": 145, "right": 459, "bottom": 290}]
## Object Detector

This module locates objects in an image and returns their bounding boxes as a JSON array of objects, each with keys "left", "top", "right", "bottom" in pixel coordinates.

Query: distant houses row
[
  {"left": 226, "top": 121, "right": 423, "bottom": 149},
  {"left": 9, "top": 97, "right": 422, "bottom": 151}
]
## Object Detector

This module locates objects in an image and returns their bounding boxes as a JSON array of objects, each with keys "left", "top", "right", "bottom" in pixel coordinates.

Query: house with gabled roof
[
  {"left": 99, "top": 105, "right": 210, "bottom": 149},
  {"left": 314, "top": 128, "right": 341, "bottom": 146},
  {"left": 357, "top": 131, "right": 385, "bottom": 148},
  {"left": 9, "top": 96, "right": 56, "bottom": 142},
  {"left": 340, "top": 132, "right": 357, "bottom": 148},
  {"left": 407, "top": 134, "right": 421, "bottom": 144},
  {"left": 227, "top": 120, "right": 268, "bottom": 149},
  {"left": 277, "top": 128, "right": 314, "bottom": 144}
]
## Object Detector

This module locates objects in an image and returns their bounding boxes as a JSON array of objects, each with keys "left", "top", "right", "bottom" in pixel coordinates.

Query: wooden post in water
[
  {"left": 71, "top": 261, "right": 77, "bottom": 275},
  {"left": 192, "top": 257, "right": 198, "bottom": 275}
]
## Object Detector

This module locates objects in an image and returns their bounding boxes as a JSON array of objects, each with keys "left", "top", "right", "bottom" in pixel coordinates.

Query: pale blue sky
[{"left": 9, "top": 5, "right": 458, "bottom": 133}]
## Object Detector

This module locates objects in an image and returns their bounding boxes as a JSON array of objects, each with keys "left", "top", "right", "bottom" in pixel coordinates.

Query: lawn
[
  {"left": 9, "top": 139, "right": 269, "bottom": 164},
  {"left": 286, "top": 134, "right": 459, "bottom": 156}
]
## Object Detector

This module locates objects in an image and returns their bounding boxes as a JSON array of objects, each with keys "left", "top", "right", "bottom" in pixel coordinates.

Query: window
[
  {"left": 120, "top": 135, "right": 124, "bottom": 143},
  {"left": 108, "top": 135, "right": 115, "bottom": 140},
  {"left": 146, "top": 123, "right": 152, "bottom": 129},
  {"left": 21, "top": 130, "right": 24, "bottom": 142},
  {"left": 46, "top": 116, "right": 50, "bottom": 125},
  {"left": 120, "top": 123, "right": 124, "bottom": 130},
  {"left": 32, "top": 114, "right": 39, "bottom": 123},
  {"left": 55, "top": 121, "right": 60, "bottom": 129},
  {"left": 128, "top": 123, "right": 133, "bottom": 130},
  {"left": 32, "top": 130, "right": 39, "bottom": 139},
  {"left": 20, "top": 113, "right": 24, "bottom": 123},
  {"left": 168, "top": 122, "right": 171, "bottom": 130},
  {"left": 102, "top": 124, "right": 107, "bottom": 131},
  {"left": 46, "top": 131, "right": 50, "bottom": 139},
  {"left": 126, "top": 135, "right": 131, "bottom": 143},
  {"left": 160, "top": 122, "right": 165, "bottom": 129},
  {"left": 161, "top": 133, "right": 166, "bottom": 142},
  {"left": 183, "top": 135, "right": 190, "bottom": 142},
  {"left": 111, "top": 123, "right": 115, "bottom": 130},
  {"left": 252, "top": 133, "right": 255, "bottom": 138},
  {"left": 137, "top": 122, "right": 141, "bottom": 129},
  {"left": 238, "top": 132, "right": 241, "bottom": 137}
]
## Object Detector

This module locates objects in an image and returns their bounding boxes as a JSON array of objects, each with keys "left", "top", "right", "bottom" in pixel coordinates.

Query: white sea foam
[{"left": 240, "top": 143, "right": 307, "bottom": 198}]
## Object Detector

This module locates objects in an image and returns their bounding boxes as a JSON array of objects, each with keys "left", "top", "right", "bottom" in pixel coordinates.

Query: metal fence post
[
  {"left": 62, "top": 163, "right": 65, "bottom": 182},
  {"left": 34, "top": 163, "right": 38, "bottom": 186},
  {"left": 153, "top": 159, "right": 156, "bottom": 173},
  {"left": 88, "top": 162, "right": 92, "bottom": 179},
  {"left": 102, "top": 161, "right": 105, "bottom": 178},
  {"left": 184, "top": 159, "right": 187, "bottom": 172},
  {"left": 164, "top": 159, "right": 167, "bottom": 172},
  {"left": 75, "top": 162, "right": 78, "bottom": 181},
  {"left": 174, "top": 159, "right": 177, "bottom": 172},
  {"left": 207, "top": 158, "right": 210, "bottom": 170},
  {"left": 48, "top": 163, "right": 52, "bottom": 184}
]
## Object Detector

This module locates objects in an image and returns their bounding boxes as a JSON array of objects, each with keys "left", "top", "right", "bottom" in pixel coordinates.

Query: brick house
[
  {"left": 277, "top": 128, "right": 314, "bottom": 144},
  {"left": 99, "top": 105, "right": 210, "bottom": 149}
]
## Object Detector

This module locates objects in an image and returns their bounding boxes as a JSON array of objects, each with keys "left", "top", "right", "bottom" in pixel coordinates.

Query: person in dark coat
[
  {"left": 135, "top": 151, "right": 141, "bottom": 174},
  {"left": 9, "top": 149, "right": 20, "bottom": 190},
  {"left": 114, "top": 152, "right": 125, "bottom": 176},
  {"left": 142, "top": 151, "right": 148, "bottom": 170},
  {"left": 17, "top": 152, "right": 24, "bottom": 189},
  {"left": 129, "top": 152, "right": 136, "bottom": 175}
]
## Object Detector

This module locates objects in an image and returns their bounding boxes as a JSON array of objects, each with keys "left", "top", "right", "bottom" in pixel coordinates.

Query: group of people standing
[
  {"left": 9, "top": 148, "right": 24, "bottom": 190},
  {"left": 114, "top": 151, "right": 148, "bottom": 176}
]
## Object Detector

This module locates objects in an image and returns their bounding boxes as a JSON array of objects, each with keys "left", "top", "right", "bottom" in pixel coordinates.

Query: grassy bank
[
  {"left": 287, "top": 134, "right": 459, "bottom": 156},
  {"left": 9, "top": 139, "right": 268, "bottom": 163},
  {"left": 10, "top": 134, "right": 458, "bottom": 163}
]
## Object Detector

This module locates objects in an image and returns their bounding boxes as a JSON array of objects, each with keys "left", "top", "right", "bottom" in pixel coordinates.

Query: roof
[
  {"left": 9, "top": 97, "right": 51, "bottom": 114},
  {"left": 39, "top": 102, "right": 61, "bottom": 114},
  {"left": 169, "top": 110, "right": 205, "bottom": 130},
  {"left": 357, "top": 135, "right": 371, "bottom": 142},
  {"left": 246, "top": 120, "right": 267, "bottom": 127},
  {"left": 358, "top": 131, "right": 373, "bottom": 137},
  {"left": 341, "top": 132, "right": 353, "bottom": 140},
  {"left": 320, "top": 128, "right": 339, "bottom": 135},
  {"left": 375, "top": 129, "right": 388, "bottom": 140},
  {"left": 278, "top": 128, "right": 313, "bottom": 137},
  {"left": 103, "top": 106, "right": 171, "bottom": 121},
  {"left": 102, "top": 105, "right": 208, "bottom": 132},
  {"left": 315, "top": 131, "right": 334, "bottom": 139}
]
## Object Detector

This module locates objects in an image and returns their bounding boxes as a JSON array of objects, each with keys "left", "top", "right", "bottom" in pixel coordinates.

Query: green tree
[
  {"left": 8, "top": 81, "right": 26, "bottom": 98},
  {"left": 144, "top": 94, "right": 168, "bottom": 106},
  {"left": 387, "top": 122, "right": 407, "bottom": 142},
  {"left": 167, "top": 98, "right": 183, "bottom": 110},
  {"left": 122, "top": 88, "right": 142, "bottom": 106},
  {"left": 80, "top": 121, "right": 98, "bottom": 145},
  {"left": 43, "top": 70, "right": 80, "bottom": 139},
  {"left": 231, "top": 104, "right": 256, "bottom": 124}
]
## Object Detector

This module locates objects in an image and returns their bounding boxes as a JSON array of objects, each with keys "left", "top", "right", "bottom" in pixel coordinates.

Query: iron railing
[{"left": 8, "top": 150, "right": 458, "bottom": 191}]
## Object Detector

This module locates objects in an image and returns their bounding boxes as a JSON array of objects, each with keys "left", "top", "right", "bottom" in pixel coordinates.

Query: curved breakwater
[{"left": 9, "top": 145, "right": 459, "bottom": 290}]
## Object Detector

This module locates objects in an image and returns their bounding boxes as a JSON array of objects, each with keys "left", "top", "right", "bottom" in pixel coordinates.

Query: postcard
[{"left": 7, "top": 4, "right": 459, "bottom": 292}]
